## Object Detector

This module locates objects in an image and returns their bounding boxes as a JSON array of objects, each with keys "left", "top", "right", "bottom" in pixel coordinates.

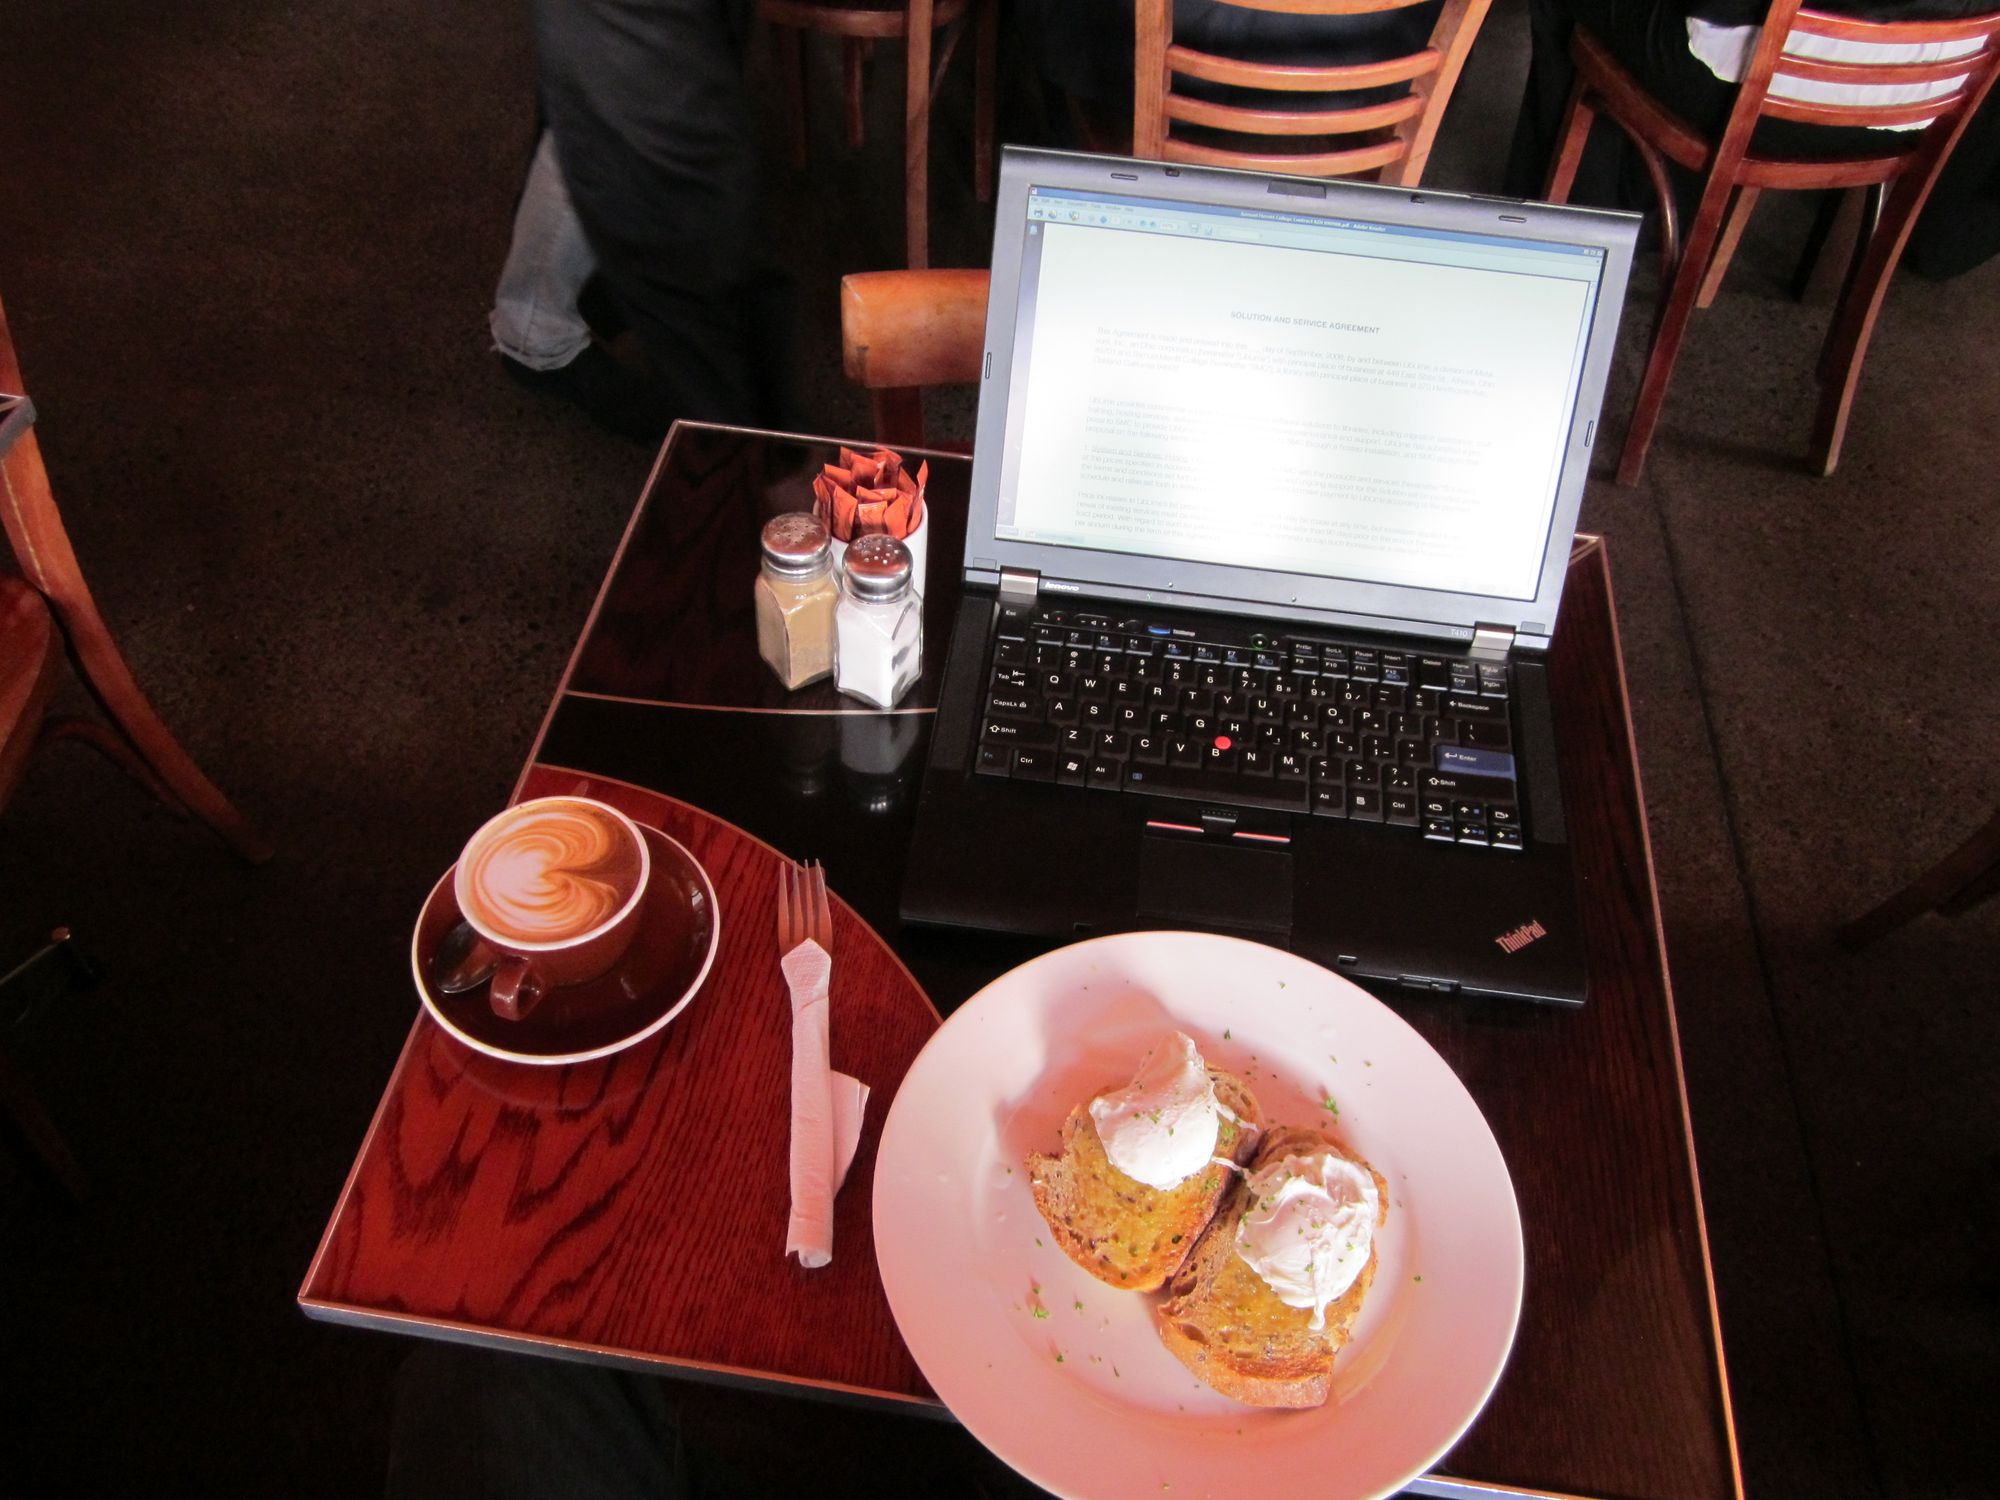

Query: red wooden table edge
[
  {"left": 1580, "top": 532, "right": 1746, "bottom": 1499},
  {"left": 293, "top": 1293, "right": 944, "bottom": 1413},
  {"left": 296, "top": 769, "right": 950, "bottom": 1405}
]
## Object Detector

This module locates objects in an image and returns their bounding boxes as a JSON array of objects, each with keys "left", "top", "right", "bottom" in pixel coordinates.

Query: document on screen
[{"left": 1000, "top": 222, "right": 1594, "bottom": 602}]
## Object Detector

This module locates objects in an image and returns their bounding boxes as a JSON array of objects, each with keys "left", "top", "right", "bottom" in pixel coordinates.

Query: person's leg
[
  {"left": 385, "top": 1345, "right": 683, "bottom": 1500},
  {"left": 530, "top": 0, "right": 799, "bottom": 429},
  {"left": 490, "top": 130, "right": 598, "bottom": 373}
]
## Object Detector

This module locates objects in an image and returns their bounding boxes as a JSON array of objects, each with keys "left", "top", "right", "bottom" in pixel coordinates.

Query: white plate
[{"left": 873, "top": 931, "right": 1521, "bottom": 1500}]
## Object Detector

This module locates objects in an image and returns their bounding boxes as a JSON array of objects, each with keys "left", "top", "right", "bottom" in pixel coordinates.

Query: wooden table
[{"left": 302, "top": 422, "right": 1743, "bottom": 1500}]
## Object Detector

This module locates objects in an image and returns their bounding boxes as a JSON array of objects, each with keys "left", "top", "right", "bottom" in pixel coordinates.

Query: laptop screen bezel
[{"left": 963, "top": 148, "right": 1640, "bottom": 648}]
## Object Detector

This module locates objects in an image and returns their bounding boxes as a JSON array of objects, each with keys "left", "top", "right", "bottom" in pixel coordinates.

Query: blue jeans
[{"left": 490, "top": 130, "right": 597, "bottom": 372}]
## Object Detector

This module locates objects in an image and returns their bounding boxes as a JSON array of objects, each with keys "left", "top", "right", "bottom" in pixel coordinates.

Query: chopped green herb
[
  {"left": 1414, "top": 1274, "right": 1424, "bottom": 1283},
  {"left": 1278, "top": 981, "right": 1287, "bottom": 990},
  {"left": 1031, "top": 1305, "right": 1049, "bottom": 1319},
  {"left": 1035, "top": 1237, "right": 1043, "bottom": 1247},
  {"left": 1055, "top": 1351, "right": 1065, "bottom": 1363},
  {"left": 1223, "top": 1028, "right": 1232, "bottom": 1040},
  {"left": 1323, "top": 1095, "right": 1340, "bottom": 1116},
  {"left": 1074, "top": 1299, "right": 1083, "bottom": 1312}
]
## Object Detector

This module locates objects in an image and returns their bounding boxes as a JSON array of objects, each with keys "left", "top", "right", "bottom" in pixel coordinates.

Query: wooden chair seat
[
  {"left": 840, "top": 268, "right": 988, "bottom": 449},
  {"left": 1134, "top": 0, "right": 1494, "bottom": 187},
  {"left": 1544, "top": 1, "right": 2000, "bottom": 483},
  {"left": 760, "top": 0, "right": 997, "bottom": 268}
]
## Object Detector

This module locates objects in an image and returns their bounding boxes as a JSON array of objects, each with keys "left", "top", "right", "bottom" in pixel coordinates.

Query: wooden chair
[
  {"left": 0, "top": 291, "right": 271, "bottom": 863},
  {"left": 1543, "top": 0, "right": 2000, "bottom": 483},
  {"left": 840, "top": 267, "right": 989, "bottom": 448},
  {"left": 1133, "top": 0, "right": 1494, "bottom": 185},
  {"left": 761, "top": 0, "right": 999, "bottom": 268},
  {"left": 1838, "top": 807, "right": 2000, "bottom": 949}
]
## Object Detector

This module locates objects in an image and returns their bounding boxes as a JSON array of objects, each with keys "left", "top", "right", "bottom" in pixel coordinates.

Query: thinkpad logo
[{"left": 1495, "top": 919, "right": 1548, "bottom": 954}]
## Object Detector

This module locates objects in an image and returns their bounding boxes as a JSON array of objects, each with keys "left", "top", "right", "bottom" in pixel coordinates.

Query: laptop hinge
[
  {"left": 1469, "top": 623, "right": 1516, "bottom": 661},
  {"left": 998, "top": 567, "right": 1040, "bottom": 607}
]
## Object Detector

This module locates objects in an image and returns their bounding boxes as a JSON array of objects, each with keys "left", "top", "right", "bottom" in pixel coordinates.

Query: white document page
[{"left": 1002, "top": 222, "right": 1593, "bottom": 601}]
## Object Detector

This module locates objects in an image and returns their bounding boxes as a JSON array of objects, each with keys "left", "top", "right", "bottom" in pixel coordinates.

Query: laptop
[{"left": 899, "top": 147, "right": 1639, "bottom": 1006}]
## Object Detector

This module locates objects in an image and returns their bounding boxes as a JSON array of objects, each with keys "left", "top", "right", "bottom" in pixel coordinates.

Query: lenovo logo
[{"left": 1495, "top": 919, "right": 1548, "bottom": 954}]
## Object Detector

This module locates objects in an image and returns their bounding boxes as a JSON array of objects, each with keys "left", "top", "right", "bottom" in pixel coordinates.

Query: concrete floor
[{"left": 1, "top": 2, "right": 1995, "bottom": 1496}]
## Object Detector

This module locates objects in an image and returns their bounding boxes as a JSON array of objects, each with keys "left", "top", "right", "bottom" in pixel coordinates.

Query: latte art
[{"left": 459, "top": 800, "right": 645, "bottom": 946}]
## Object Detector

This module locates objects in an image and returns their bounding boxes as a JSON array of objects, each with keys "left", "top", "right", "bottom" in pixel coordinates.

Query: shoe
[{"left": 501, "top": 343, "right": 672, "bottom": 444}]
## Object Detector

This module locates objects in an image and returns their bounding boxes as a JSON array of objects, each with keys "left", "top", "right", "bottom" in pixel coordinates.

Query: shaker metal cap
[
  {"left": 843, "top": 534, "right": 913, "bottom": 599},
  {"left": 761, "top": 512, "right": 832, "bottom": 576}
]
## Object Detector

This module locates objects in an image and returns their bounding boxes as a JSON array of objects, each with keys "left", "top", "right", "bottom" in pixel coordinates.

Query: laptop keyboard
[{"left": 974, "top": 606, "right": 1524, "bottom": 850}]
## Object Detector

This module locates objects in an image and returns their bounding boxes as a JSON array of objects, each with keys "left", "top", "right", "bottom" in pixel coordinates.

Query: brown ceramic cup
[{"left": 452, "top": 796, "right": 652, "bottom": 1021}]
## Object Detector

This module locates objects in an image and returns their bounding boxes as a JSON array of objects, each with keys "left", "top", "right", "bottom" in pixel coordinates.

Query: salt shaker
[
  {"left": 755, "top": 513, "right": 838, "bottom": 691},
  {"left": 834, "top": 534, "right": 922, "bottom": 710}
]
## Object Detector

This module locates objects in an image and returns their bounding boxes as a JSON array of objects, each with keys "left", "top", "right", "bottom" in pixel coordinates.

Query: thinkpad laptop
[{"left": 900, "top": 147, "right": 1639, "bottom": 1005}]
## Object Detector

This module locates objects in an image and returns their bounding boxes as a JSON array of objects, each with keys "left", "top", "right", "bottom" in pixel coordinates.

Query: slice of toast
[
  {"left": 1154, "top": 1124, "right": 1389, "bottom": 1408},
  {"left": 1027, "top": 1069, "right": 1262, "bottom": 1292}
]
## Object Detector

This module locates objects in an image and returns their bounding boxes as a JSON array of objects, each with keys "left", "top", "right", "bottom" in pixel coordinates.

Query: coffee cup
[{"left": 452, "top": 796, "right": 652, "bottom": 1021}]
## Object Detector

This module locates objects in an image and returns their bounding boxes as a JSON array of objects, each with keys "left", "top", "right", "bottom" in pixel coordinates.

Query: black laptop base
[{"left": 900, "top": 590, "right": 1588, "bottom": 1007}]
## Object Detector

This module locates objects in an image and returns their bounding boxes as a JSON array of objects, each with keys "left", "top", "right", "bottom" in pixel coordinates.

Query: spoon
[{"left": 431, "top": 920, "right": 500, "bottom": 995}]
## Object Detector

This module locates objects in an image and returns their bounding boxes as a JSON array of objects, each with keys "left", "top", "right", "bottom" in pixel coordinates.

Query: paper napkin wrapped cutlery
[
  {"left": 811, "top": 446, "right": 927, "bottom": 545},
  {"left": 784, "top": 938, "right": 869, "bottom": 1269}
]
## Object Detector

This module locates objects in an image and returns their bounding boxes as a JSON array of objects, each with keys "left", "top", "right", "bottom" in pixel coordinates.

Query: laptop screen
[{"left": 993, "top": 184, "right": 1610, "bottom": 605}]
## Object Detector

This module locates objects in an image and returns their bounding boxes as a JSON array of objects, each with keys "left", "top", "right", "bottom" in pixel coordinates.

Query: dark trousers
[{"left": 531, "top": 0, "right": 799, "bottom": 428}]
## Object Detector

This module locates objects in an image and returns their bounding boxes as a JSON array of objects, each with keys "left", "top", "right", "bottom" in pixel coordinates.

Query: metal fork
[
  {"left": 777, "top": 858, "right": 833, "bottom": 1018},
  {"left": 776, "top": 858, "right": 832, "bottom": 965}
]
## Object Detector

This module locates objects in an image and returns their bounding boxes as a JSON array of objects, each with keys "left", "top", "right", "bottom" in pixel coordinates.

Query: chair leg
[
  {"left": 842, "top": 37, "right": 867, "bottom": 151},
  {"left": 1697, "top": 186, "right": 1758, "bottom": 309},
  {"left": 773, "top": 23, "right": 809, "bottom": 172},
  {"left": 1632, "top": 139, "right": 1681, "bottom": 287},
  {"left": 973, "top": 0, "right": 998, "bottom": 203},
  {"left": 1616, "top": 171, "right": 1737, "bottom": 487},
  {"left": 904, "top": 0, "right": 935, "bottom": 269},
  {"left": 1542, "top": 83, "right": 1595, "bottom": 203},
  {"left": 36, "top": 713, "right": 188, "bottom": 816},
  {"left": 1838, "top": 809, "right": 2000, "bottom": 950},
  {"left": 1810, "top": 178, "right": 1915, "bottom": 476},
  {"left": 1792, "top": 186, "right": 1867, "bottom": 304}
]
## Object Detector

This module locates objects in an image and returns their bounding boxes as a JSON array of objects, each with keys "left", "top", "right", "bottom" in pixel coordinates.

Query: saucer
[{"left": 412, "top": 823, "right": 719, "bottom": 1066}]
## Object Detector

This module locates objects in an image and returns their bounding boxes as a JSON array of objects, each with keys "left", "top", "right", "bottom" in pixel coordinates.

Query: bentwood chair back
[
  {"left": 1132, "top": 0, "right": 1494, "bottom": 185},
  {"left": 839, "top": 268, "right": 989, "bottom": 448},
  {"left": 1543, "top": 0, "right": 2000, "bottom": 482},
  {"left": 760, "top": 0, "right": 998, "bottom": 268},
  {"left": 0, "top": 290, "right": 271, "bottom": 863}
]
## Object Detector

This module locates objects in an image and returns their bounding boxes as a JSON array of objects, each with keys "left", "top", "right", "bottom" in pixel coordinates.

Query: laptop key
[
  {"left": 1056, "top": 754, "right": 1088, "bottom": 787},
  {"left": 984, "top": 720, "right": 1055, "bottom": 747},
  {"left": 1386, "top": 792, "right": 1420, "bottom": 826},
  {"left": 1087, "top": 759, "right": 1123, "bottom": 788},
  {"left": 1131, "top": 734, "right": 1166, "bottom": 764},
  {"left": 987, "top": 694, "right": 1040, "bottom": 719},
  {"left": 1423, "top": 817, "right": 1457, "bottom": 842},
  {"left": 1462, "top": 719, "right": 1512, "bottom": 749},
  {"left": 976, "top": 744, "right": 1011, "bottom": 777},
  {"left": 1435, "top": 744, "right": 1516, "bottom": 780},
  {"left": 1012, "top": 748, "right": 1056, "bottom": 781},
  {"left": 1347, "top": 787, "right": 1384, "bottom": 821},
  {"left": 1491, "top": 826, "right": 1525, "bottom": 850},
  {"left": 1128, "top": 766, "right": 1309, "bottom": 814}
]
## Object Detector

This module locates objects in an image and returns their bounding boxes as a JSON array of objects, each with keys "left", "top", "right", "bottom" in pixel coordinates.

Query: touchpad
[{"left": 1137, "top": 835, "right": 1293, "bottom": 935}]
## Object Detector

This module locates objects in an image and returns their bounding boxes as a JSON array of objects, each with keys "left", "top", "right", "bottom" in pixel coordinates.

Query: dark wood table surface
[{"left": 302, "top": 421, "right": 1743, "bottom": 1500}]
